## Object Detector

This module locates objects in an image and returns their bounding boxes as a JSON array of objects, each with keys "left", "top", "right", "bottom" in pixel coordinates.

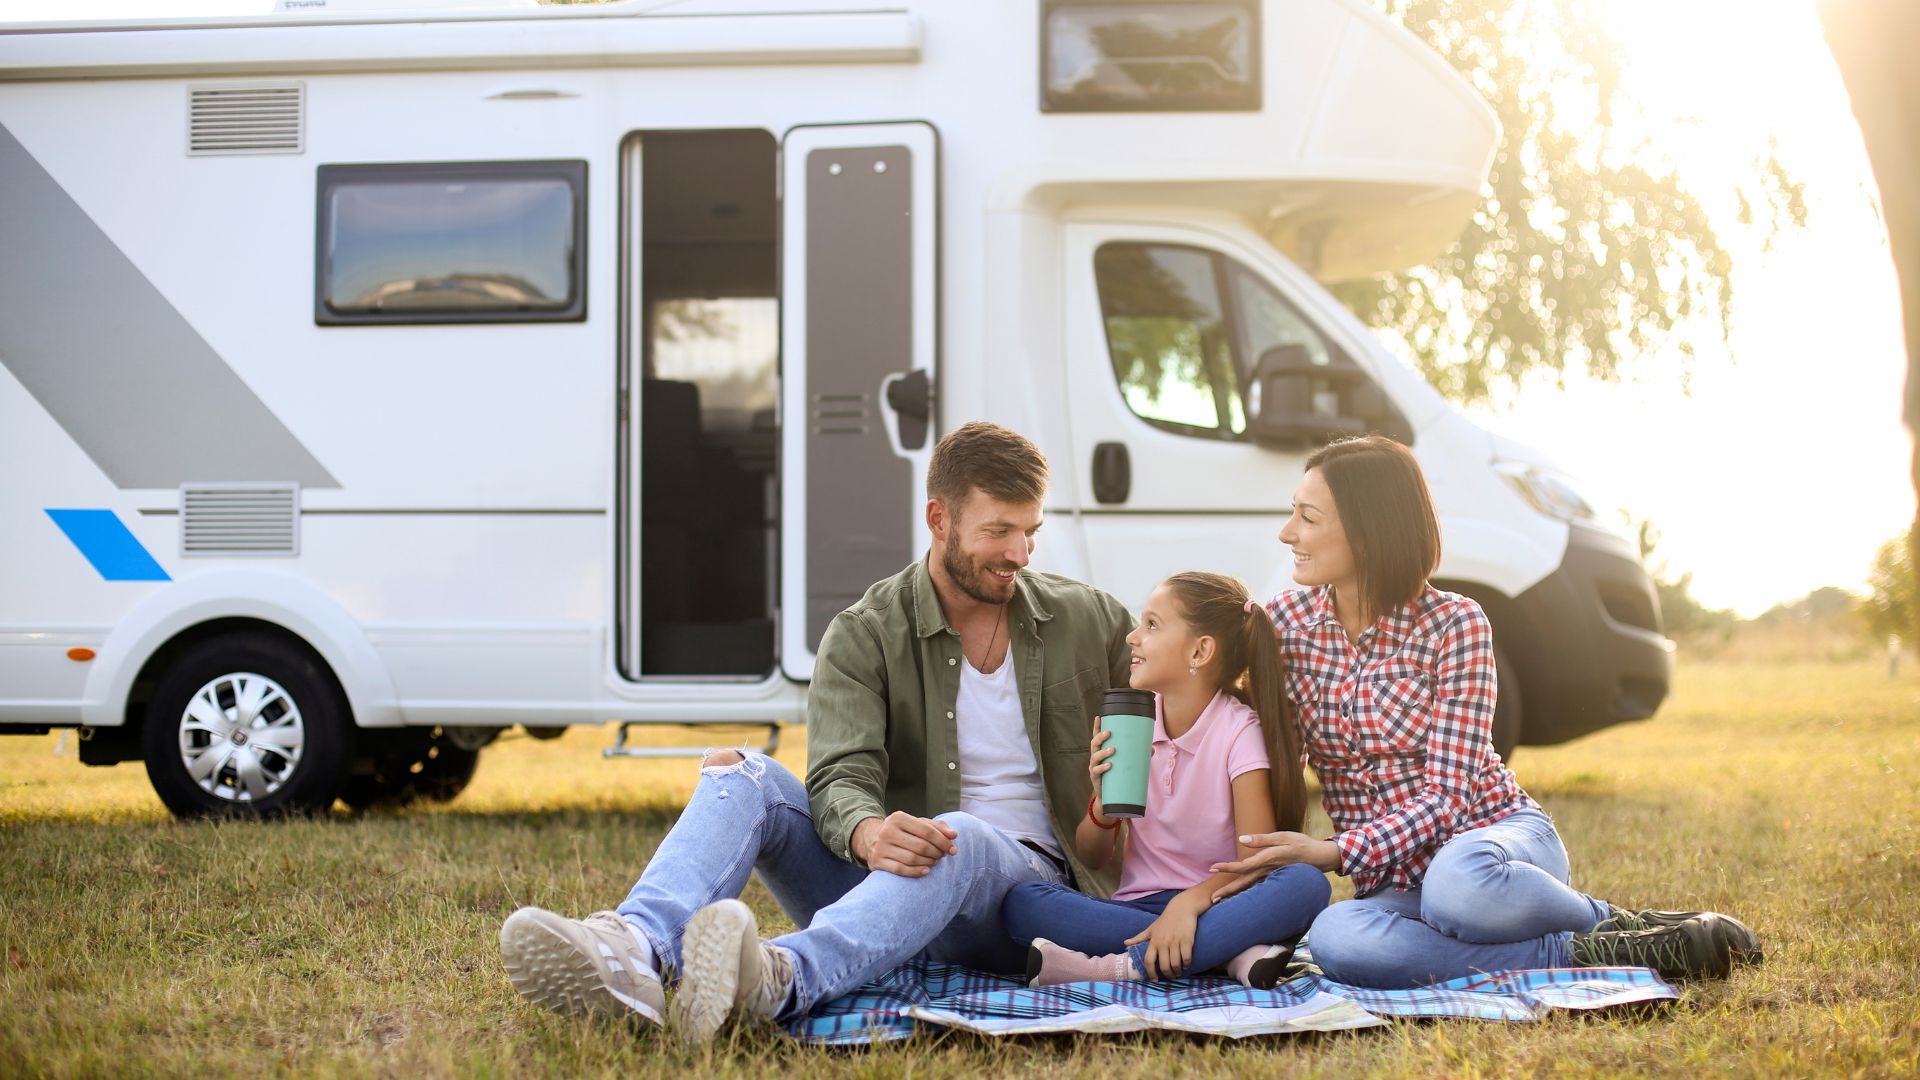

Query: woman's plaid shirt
[{"left": 1266, "top": 584, "right": 1537, "bottom": 897}]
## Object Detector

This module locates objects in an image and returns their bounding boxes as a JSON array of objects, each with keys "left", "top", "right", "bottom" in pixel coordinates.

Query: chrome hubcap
[{"left": 177, "top": 672, "right": 305, "bottom": 802}]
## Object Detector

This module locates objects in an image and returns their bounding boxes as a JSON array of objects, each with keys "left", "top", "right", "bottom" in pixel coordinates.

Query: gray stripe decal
[{"left": 0, "top": 120, "right": 338, "bottom": 489}]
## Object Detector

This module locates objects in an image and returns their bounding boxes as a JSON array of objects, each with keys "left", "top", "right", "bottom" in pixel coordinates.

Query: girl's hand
[
  {"left": 1088, "top": 726, "right": 1115, "bottom": 811},
  {"left": 1123, "top": 899, "right": 1201, "bottom": 979}
]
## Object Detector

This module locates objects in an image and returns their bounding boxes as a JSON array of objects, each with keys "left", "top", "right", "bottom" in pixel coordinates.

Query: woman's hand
[
  {"left": 1124, "top": 896, "right": 1204, "bottom": 979},
  {"left": 1088, "top": 725, "right": 1114, "bottom": 816},
  {"left": 1207, "top": 832, "right": 1340, "bottom": 902}
]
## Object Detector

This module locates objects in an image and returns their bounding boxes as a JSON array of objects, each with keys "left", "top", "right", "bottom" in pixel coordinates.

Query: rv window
[
  {"left": 315, "top": 160, "right": 586, "bottom": 325},
  {"left": 1042, "top": 1, "right": 1260, "bottom": 113},
  {"left": 1094, "top": 243, "right": 1247, "bottom": 440}
]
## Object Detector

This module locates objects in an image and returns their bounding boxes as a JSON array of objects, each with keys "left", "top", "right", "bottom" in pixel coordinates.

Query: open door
[{"left": 779, "top": 122, "right": 938, "bottom": 682}]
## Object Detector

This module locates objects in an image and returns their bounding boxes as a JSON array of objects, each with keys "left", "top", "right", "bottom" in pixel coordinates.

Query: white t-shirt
[{"left": 954, "top": 649, "right": 1061, "bottom": 856}]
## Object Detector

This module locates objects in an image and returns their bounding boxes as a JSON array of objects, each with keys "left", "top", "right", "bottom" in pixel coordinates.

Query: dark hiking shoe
[
  {"left": 1569, "top": 914, "right": 1747, "bottom": 981},
  {"left": 1595, "top": 908, "right": 1764, "bottom": 966}
]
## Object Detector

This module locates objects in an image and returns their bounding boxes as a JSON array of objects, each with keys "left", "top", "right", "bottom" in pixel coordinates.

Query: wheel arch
[{"left": 81, "top": 569, "right": 400, "bottom": 732}]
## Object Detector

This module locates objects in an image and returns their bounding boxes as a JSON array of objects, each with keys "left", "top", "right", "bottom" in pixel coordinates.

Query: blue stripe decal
[{"left": 45, "top": 509, "right": 171, "bottom": 581}]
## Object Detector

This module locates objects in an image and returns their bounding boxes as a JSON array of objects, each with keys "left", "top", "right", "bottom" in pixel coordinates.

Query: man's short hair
[{"left": 926, "top": 421, "right": 1049, "bottom": 512}]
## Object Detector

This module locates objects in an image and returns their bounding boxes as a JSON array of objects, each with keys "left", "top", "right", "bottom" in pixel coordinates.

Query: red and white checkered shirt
[{"left": 1267, "top": 584, "right": 1537, "bottom": 897}]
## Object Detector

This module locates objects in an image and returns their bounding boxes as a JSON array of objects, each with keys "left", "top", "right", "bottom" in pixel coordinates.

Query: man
[{"left": 499, "top": 421, "right": 1132, "bottom": 1044}]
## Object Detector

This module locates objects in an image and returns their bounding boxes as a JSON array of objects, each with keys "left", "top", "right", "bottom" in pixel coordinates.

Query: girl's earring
[{"left": 1188, "top": 663, "right": 1197, "bottom": 676}]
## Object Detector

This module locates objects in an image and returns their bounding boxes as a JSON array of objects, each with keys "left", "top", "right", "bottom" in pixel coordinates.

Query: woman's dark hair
[
  {"left": 1161, "top": 571, "right": 1306, "bottom": 832},
  {"left": 1304, "top": 435, "right": 1441, "bottom": 621}
]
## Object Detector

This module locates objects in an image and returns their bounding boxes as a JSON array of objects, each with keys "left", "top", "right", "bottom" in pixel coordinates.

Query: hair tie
[{"left": 1243, "top": 598, "right": 1260, "bottom": 615}]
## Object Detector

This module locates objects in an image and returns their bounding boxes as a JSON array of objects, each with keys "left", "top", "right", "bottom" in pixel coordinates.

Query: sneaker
[
  {"left": 499, "top": 908, "right": 665, "bottom": 1025},
  {"left": 1226, "top": 940, "right": 1299, "bottom": 990},
  {"left": 671, "top": 899, "right": 794, "bottom": 1045},
  {"left": 1568, "top": 913, "right": 1747, "bottom": 981},
  {"left": 1595, "top": 908, "right": 1764, "bottom": 966}
]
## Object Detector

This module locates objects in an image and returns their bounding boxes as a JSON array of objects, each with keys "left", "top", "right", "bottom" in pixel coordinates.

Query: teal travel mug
[{"left": 1097, "top": 688, "right": 1156, "bottom": 818}]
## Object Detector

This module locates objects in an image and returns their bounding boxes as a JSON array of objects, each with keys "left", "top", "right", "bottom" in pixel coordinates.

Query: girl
[
  {"left": 1211, "top": 435, "right": 1762, "bottom": 988},
  {"left": 1001, "top": 571, "right": 1330, "bottom": 987}
]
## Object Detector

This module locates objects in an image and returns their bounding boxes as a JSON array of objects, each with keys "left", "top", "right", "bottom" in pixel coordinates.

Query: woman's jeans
[
  {"left": 1002, "top": 864, "right": 1331, "bottom": 977},
  {"left": 613, "top": 752, "right": 1064, "bottom": 1023},
  {"left": 1306, "top": 808, "right": 1612, "bottom": 988}
]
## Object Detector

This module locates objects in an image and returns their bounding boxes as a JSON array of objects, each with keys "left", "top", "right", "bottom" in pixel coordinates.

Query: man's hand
[
  {"left": 852, "top": 812, "right": 960, "bottom": 877},
  {"left": 1124, "top": 895, "right": 1203, "bottom": 979},
  {"left": 1207, "top": 832, "right": 1340, "bottom": 902}
]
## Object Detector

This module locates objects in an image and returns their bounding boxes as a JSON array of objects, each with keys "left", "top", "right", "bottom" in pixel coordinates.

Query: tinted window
[
  {"left": 316, "top": 160, "right": 586, "bottom": 325},
  {"left": 1094, "top": 243, "right": 1246, "bottom": 439},
  {"left": 1043, "top": 1, "right": 1260, "bottom": 112}
]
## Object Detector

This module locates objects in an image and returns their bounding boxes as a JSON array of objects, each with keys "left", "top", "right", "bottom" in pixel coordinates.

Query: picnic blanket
[{"left": 786, "top": 961, "right": 1679, "bottom": 1044}]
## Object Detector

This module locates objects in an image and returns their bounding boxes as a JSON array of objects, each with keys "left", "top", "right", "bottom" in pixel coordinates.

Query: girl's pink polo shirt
[{"left": 1113, "top": 690, "right": 1272, "bottom": 901}]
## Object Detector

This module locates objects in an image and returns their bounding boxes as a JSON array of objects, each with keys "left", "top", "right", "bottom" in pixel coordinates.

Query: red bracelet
[{"left": 1087, "top": 792, "right": 1121, "bottom": 830}]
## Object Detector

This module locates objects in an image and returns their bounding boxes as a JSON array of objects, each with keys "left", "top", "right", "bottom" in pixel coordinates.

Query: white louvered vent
[
  {"left": 187, "top": 83, "right": 305, "bottom": 156},
  {"left": 181, "top": 484, "right": 300, "bottom": 556}
]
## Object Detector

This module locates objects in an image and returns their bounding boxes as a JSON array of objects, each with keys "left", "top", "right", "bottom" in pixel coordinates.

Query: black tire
[
  {"left": 1491, "top": 641, "right": 1522, "bottom": 763},
  {"left": 141, "top": 633, "right": 353, "bottom": 819},
  {"left": 340, "top": 727, "right": 481, "bottom": 810}
]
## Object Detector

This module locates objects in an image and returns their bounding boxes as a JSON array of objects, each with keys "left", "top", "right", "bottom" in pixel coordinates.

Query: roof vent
[
  {"left": 181, "top": 484, "right": 300, "bottom": 556},
  {"left": 188, "top": 83, "right": 305, "bottom": 156}
]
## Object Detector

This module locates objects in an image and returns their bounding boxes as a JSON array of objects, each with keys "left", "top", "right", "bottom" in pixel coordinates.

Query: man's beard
[{"left": 941, "top": 530, "right": 1017, "bottom": 606}]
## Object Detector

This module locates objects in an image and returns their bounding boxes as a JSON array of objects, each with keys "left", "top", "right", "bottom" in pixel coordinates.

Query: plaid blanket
[{"left": 786, "top": 962, "right": 1679, "bottom": 1044}]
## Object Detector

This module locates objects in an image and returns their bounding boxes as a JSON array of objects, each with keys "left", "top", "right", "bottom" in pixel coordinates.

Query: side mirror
[{"left": 1246, "top": 344, "right": 1408, "bottom": 448}]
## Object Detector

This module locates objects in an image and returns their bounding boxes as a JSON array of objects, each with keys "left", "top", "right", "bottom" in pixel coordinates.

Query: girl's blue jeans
[
  {"left": 1305, "top": 807, "right": 1613, "bottom": 988},
  {"left": 1001, "top": 863, "right": 1331, "bottom": 977}
]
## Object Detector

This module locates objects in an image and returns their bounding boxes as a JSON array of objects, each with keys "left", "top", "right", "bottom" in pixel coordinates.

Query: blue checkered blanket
[{"left": 786, "top": 962, "right": 1679, "bottom": 1044}]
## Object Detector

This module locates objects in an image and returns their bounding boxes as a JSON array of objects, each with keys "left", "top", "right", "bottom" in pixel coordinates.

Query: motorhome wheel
[
  {"left": 339, "top": 727, "right": 482, "bottom": 810},
  {"left": 140, "top": 634, "right": 352, "bottom": 818}
]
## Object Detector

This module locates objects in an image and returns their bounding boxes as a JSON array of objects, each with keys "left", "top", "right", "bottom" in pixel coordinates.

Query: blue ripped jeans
[
  {"left": 614, "top": 752, "right": 1064, "bottom": 1022},
  {"left": 1305, "top": 807, "right": 1613, "bottom": 988},
  {"left": 1002, "top": 863, "right": 1331, "bottom": 977}
]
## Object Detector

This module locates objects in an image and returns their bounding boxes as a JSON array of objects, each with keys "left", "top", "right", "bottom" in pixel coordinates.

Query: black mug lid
[{"left": 1100, "top": 687, "right": 1155, "bottom": 717}]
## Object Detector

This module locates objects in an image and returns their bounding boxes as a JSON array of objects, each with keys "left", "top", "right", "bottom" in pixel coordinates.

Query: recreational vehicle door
[{"left": 778, "top": 122, "right": 938, "bottom": 682}]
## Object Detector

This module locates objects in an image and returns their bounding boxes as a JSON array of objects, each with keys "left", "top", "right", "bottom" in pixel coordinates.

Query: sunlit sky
[{"left": 3, "top": 0, "right": 1911, "bottom": 616}]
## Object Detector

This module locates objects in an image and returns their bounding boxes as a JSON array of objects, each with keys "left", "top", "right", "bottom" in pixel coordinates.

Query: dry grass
[{"left": 2, "top": 659, "right": 1917, "bottom": 1078}]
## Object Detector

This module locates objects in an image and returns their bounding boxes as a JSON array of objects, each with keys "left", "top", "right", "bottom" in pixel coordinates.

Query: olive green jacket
[{"left": 805, "top": 557, "right": 1134, "bottom": 898}]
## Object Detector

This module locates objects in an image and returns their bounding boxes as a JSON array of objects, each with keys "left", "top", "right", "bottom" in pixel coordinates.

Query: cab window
[{"left": 1093, "top": 243, "right": 1246, "bottom": 440}]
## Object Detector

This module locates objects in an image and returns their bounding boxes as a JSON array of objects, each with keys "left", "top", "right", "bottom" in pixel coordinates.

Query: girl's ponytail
[
  {"left": 1241, "top": 604, "right": 1305, "bottom": 831},
  {"left": 1161, "top": 573, "right": 1309, "bottom": 833}
]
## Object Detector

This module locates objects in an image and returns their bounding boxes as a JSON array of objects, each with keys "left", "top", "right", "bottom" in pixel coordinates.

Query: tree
[
  {"left": 1863, "top": 527, "right": 1919, "bottom": 649},
  {"left": 1330, "top": 0, "right": 1807, "bottom": 403}
]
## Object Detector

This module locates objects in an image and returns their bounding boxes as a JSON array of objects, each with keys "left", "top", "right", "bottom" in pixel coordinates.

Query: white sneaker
[
  {"left": 670, "top": 899, "right": 794, "bottom": 1045},
  {"left": 499, "top": 907, "right": 665, "bottom": 1025}
]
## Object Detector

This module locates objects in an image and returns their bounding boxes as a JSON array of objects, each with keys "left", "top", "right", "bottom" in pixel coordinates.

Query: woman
[{"left": 1209, "top": 435, "right": 1761, "bottom": 988}]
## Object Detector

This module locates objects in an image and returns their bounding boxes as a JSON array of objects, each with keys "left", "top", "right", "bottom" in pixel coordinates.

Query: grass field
[{"left": 2, "top": 658, "right": 1917, "bottom": 1078}]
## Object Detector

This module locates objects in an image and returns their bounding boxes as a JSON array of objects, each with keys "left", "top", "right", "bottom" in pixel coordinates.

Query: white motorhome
[{"left": 0, "top": 0, "right": 1671, "bottom": 817}]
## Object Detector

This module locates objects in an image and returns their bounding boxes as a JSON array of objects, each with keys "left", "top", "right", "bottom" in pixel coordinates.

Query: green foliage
[
  {"left": 1330, "top": 0, "right": 1807, "bottom": 402},
  {"left": 1863, "top": 526, "right": 1919, "bottom": 647}
]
